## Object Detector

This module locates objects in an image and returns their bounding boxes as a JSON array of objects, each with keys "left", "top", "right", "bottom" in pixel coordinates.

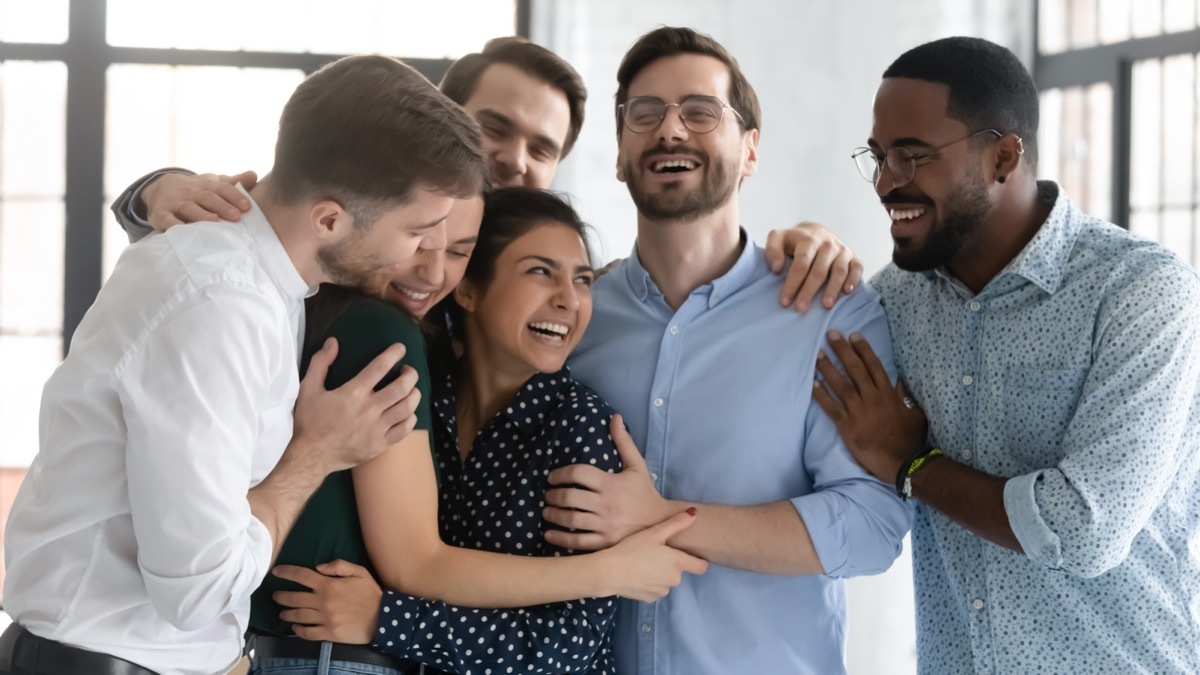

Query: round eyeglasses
[
  {"left": 851, "top": 129, "right": 1003, "bottom": 188},
  {"left": 618, "top": 95, "right": 745, "bottom": 135}
]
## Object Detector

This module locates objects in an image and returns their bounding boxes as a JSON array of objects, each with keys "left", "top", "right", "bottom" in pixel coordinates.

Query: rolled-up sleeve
[
  {"left": 794, "top": 287, "right": 914, "bottom": 577},
  {"left": 1004, "top": 263, "right": 1200, "bottom": 578},
  {"left": 116, "top": 285, "right": 279, "bottom": 630}
]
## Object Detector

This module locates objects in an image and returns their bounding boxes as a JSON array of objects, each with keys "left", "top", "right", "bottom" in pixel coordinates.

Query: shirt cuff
[
  {"left": 791, "top": 493, "right": 847, "bottom": 576},
  {"left": 1003, "top": 472, "right": 1064, "bottom": 568},
  {"left": 374, "top": 590, "right": 421, "bottom": 646}
]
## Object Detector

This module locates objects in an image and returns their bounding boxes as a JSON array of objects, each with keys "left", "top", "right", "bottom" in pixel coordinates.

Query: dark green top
[{"left": 249, "top": 291, "right": 432, "bottom": 636}]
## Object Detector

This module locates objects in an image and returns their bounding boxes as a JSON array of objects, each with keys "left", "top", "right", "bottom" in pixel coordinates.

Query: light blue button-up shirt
[
  {"left": 873, "top": 183, "right": 1200, "bottom": 673},
  {"left": 568, "top": 232, "right": 912, "bottom": 674}
]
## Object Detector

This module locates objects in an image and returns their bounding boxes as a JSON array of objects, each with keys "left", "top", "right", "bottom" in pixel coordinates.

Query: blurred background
[{"left": 0, "top": 1, "right": 1197, "bottom": 672}]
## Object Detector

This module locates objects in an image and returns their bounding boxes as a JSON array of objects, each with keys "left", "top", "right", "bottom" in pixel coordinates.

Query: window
[
  {"left": 0, "top": 0, "right": 523, "bottom": 601},
  {"left": 1036, "top": 0, "right": 1200, "bottom": 266}
]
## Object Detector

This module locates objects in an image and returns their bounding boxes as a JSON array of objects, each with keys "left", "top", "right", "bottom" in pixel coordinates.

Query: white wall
[{"left": 530, "top": 2, "right": 1033, "bottom": 673}]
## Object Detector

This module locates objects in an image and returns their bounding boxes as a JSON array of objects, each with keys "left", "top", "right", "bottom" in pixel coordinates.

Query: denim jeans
[{"left": 248, "top": 641, "right": 405, "bottom": 675}]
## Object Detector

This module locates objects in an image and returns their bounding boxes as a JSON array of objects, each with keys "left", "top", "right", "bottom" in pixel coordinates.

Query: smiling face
[
  {"left": 463, "top": 63, "right": 572, "bottom": 189},
  {"left": 376, "top": 195, "right": 484, "bottom": 319},
  {"left": 316, "top": 185, "right": 456, "bottom": 290},
  {"left": 616, "top": 54, "right": 757, "bottom": 223},
  {"left": 870, "top": 77, "right": 996, "bottom": 271},
  {"left": 456, "top": 221, "right": 593, "bottom": 379}
]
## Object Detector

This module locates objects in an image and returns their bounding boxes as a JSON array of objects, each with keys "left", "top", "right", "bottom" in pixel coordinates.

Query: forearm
[
  {"left": 247, "top": 436, "right": 331, "bottom": 563},
  {"left": 373, "top": 590, "right": 614, "bottom": 673},
  {"left": 911, "top": 457, "right": 1022, "bottom": 552},
  {"left": 380, "top": 543, "right": 612, "bottom": 609},
  {"left": 660, "top": 499, "right": 824, "bottom": 575},
  {"left": 111, "top": 168, "right": 195, "bottom": 241}
]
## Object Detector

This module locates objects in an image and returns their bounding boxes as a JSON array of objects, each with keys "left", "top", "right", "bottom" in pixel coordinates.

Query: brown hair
[
  {"left": 614, "top": 26, "right": 761, "bottom": 136},
  {"left": 272, "top": 54, "right": 487, "bottom": 228},
  {"left": 440, "top": 37, "right": 587, "bottom": 158}
]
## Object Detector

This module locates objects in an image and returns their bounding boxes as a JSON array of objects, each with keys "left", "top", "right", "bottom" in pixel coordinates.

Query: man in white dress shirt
[{"left": 0, "top": 55, "right": 487, "bottom": 675}]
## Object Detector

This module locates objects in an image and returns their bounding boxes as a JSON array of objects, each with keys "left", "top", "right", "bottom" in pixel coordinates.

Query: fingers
[
  {"left": 147, "top": 212, "right": 184, "bottom": 231},
  {"left": 314, "top": 559, "right": 370, "bottom": 578},
  {"left": 642, "top": 507, "right": 698, "bottom": 543},
  {"left": 609, "top": 414, "right": 647, "bottom": 472},
  {"left": 793, "top": 244, "right": 838, "bottom": 312},
  {"left": 271, "top": 564, "right": 326, "bottom": 589},
  {"left": 300, "top": 338, "right": 337, "bottom": 392},
  {"left": 348, "top": 342, "right": 407, "bottom": 392},
  {"left": 824, "top": 331, "right": 877, "bottom": 396},
  {"left": 273, "top": 589, "right": 318, "bottom": 610},
  {"left": 848, "top": 333, "right": 892, "bottom": 391},
  {"left": 278, "top": 607, "right": 324, "bottom": 625},
  {"left": 814, "top": 349, "right": 859, "bottom": 410},
  {"left": 290, "top": 623, "right": 334, "bottom": 642},
  {"left": 764, "top": 229, "right": 787, "bottom": 273},
  {"left": 846, "top": 258, "right": 864, "bottom": 292},
  {"left": 679, "top": 551, "right": 709, "bottom": 576},
  {"left": 543, "top": 486, "right": 601, "bottom": 513},
  {"left": 542, "top": 504, "right": 605, "bottom": 532},
  {"left": 222, "top": 169, "right": 259, "bottom": 191},
  {"left": 811, "top": 379, "right": 847, "bottom": 423},
  {"left": 173, "top": 201, "right": 221, "bottom": 224},
  {"left": 546, "top": 464, "right": 609, "bottom": 490},
  {"left": 779, "top": 243, "right": 814, "bottom": 309},
  {"left": 544, "top": 529, "right": 608, "bottom": 551},
  {"left": 194, "top": 184, "right": 249, "bottom": 222},
  {"left": 822, "top": 254, "right": 852, "bottom": 309}
]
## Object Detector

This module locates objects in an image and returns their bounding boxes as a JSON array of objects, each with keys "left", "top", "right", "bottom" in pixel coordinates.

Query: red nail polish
[{"left": 686, "top": 507, "right": 697, "bottom": 516}]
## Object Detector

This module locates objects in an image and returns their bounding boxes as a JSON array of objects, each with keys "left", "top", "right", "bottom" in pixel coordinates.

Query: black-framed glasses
[
  {"left": 618, "top": 95, "right": 745, "bottom": 135},
  {"left": 851, "top": 129, "right": 1003, "bottom": 187}
]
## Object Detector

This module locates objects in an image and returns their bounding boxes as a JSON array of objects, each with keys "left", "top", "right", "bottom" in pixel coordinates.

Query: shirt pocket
[{"left": 1002, "top": 366, "right": 1087, "bottom": 468}]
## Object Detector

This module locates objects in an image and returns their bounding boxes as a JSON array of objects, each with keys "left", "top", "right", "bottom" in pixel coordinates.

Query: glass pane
[
  {"left": 1039, "top": 0, "right": 1068, "bottom": 53},
  {"left": 1039, "top": 89, "right": 1065, "bottom": 183},
  {"left": 0, "top": 201, "right": 64, "bottom": 333},
  {"left": 1129, "top": 209, "right": 1160, "bottom": 241},
  {"left": 1, "top": 61, "right": 66, "bottom": 198},
  {"left": 1165, "top": 0, "right": 1197, "bottom": 31},
  {"left": 1159, "top": 208, "right": 1193, "bottom": 261},
  {"left": 1098, "top": 0, "right": 1132, "bottom": 44},
  {"left": 1039, "top": 84, "right": 1112, "bottom": 221},
  {"left": 0, "top": 336, "right": 59, "bottom": 469},
  {"left": 1133, "top": 0, "right": 1165, "bottom": 37},
  {"left": 106, "top": 0, "right": 516, "bottom": 58},
  {"left": 1162, "top": 54, "right": 1195, "bottom": 208},
  {"left": 0, "top": 0, "right": 68, "bottom": 44},
  {"left": 1085, "top": 82, "right": 1113, "bottom": 220},
  {"left": 1130, "top": 59, "right": 1162, "bottom": 213},
  {"left": 1068, "top": 0, "right": 1100, "bottom": 49},
  {"left": 104, "top": 65, "right": 304, "bottom": 279}
]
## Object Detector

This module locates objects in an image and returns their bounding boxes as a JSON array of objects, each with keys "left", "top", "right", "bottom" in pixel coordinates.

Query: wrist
[{"left": 896, "top": 447, "right": 943, "bottom": 501}]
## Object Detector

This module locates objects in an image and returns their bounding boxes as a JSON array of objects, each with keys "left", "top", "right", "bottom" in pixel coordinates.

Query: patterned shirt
[
  {"left": 873, "top": 182, "right": 1200, "bottom": 674},
  {"left": 372, "top": 369, "right": 622, "bottom": 674}
]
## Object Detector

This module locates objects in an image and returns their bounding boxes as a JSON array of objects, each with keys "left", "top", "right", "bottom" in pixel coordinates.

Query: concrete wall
[{"left": 530, "top": 2, "right": 1033, "bottom": 673}]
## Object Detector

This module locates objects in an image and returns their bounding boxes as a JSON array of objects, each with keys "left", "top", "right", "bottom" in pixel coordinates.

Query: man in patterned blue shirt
[{"left": 799, "top": 37, "right": 1200, "bottom": 673}]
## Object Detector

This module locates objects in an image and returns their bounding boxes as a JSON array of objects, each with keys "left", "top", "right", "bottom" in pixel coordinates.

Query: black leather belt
[
  {"left": 0, "top": 623, "right": 158, "bottom": 675},
  {"left": 250, "top": 635, "right": 447, "bottom": 674}
]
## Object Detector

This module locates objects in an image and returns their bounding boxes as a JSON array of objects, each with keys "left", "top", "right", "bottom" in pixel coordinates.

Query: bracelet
[{"left": 895, "top": 447, "right": 943, "bottom": 501}]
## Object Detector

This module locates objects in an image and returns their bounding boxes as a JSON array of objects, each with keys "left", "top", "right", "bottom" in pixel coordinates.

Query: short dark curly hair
[{"left": 883, "top": 37, "right": 1039, "bottom": 168}]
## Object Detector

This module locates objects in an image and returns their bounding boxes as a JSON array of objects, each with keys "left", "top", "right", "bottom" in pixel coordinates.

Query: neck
[
  {"left": 634, "top": 195, "right": 745, "bottom": 309},
  {"left": 454, "top": 322, "right": 535, "bottom": 455},
  {"left": 947, "top": 176, "right": 1050, "bottom": 294},
  {"left": 252, "top": 176, "right": 327, "bottom": 287}
]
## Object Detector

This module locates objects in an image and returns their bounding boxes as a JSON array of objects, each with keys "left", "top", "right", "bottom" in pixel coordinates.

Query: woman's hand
[{"left": 596, "top": 509, "right": 708, "bottom": 602}]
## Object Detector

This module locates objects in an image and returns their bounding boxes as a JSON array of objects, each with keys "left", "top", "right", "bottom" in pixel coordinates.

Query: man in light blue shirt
[
  {"left": 806, "top": 37, "right": 1200, "bottom": 672},
  {"left": 541, "top": 26, "right": 912, "bottom": 674}
]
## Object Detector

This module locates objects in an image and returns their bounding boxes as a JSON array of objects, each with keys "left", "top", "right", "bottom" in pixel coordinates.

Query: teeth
[
  {"left": 528, "top": 321, "right": 569, "bottom": 335},
  {"left": 394, "top": 285, "right": 431, "bottom": 300},
  {"left": 653, "top": 159, "right": 697, "bottom": 172},
  {"left": 889, "top": 207, "right": 927, "bottom": 221}
]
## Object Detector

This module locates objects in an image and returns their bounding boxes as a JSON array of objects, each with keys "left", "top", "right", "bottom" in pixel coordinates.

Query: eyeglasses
[
  {"left": 618, "top": 95, "right": 745, "bottom": 135},
  {"left": 851, "top": 129, "right": 1003, "bottom": 188}
]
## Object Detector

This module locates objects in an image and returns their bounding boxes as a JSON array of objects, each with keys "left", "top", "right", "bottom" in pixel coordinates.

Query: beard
[
  {"left": 891, "top": 166, "right": 992, "bottom": 272},
  {"left": 317, "top": 232, "right": 386, "bottom": 293},
  {"left": 623, "top": 144, "right": 740, "bottom": 223}
]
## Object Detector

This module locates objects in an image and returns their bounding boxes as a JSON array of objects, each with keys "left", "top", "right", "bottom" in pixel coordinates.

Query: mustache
[
  {"left": 639, "top": 143, "right": 706, "bottom": 164},
  {"left": 880, "top": 189, "right": 933, "bottom": 206}
]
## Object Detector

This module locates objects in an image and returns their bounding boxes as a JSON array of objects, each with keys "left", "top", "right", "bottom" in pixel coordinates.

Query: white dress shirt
[{"left": 4, "top": 192, "right": 312, "bottom": 675}]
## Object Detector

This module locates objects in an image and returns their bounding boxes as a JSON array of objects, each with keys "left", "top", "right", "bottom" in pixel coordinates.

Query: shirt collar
[
  {"left": 499, "top": 368, "right": 576, "bottom": 433},
  {"left": 931, "top": 181, "right": 1081, "bottom": 296},
  {"left": 242, "top": 185, "right": 318, "bottom": 302},
  {"left": 622, "top": 228, "right": 758, "bottom": 308}
]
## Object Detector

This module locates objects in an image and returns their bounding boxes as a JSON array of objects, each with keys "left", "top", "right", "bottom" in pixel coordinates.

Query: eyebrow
[
  {"left": 868, "top": 136, "right": 935, "bottom": 151},
  {"left": 519, "top": 254, "right": 593, "bottom": 274},
  {"left": 451, "top": 236, "right": 478, "bottom": 245},
  {"left": 408, "top": 214, "right": 447, "bottom": 232},
  {"left": 476, "top": 108, "right": 563, "bottom": 157}
]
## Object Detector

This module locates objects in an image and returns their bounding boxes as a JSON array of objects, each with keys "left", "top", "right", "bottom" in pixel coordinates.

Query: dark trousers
[{"left": 0, "top": 623, "right": 158, "bottom": 675}]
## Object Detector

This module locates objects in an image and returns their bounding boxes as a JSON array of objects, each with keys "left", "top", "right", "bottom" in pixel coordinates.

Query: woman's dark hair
[{"left": 425, "top": 187, "right": 591, "bottom": 376}]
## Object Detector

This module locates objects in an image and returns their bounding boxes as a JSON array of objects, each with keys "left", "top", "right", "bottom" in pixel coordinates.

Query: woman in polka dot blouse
[{"left": 261, "top": 188, "right": 706, "bottom": 675}]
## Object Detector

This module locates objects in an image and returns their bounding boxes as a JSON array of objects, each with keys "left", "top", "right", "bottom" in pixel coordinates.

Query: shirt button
[
  {"left": 961, "top": 449, "right": 973, "bottom": 460},
  {"left": 972, "top": 598, "right": 985, "bottom": 610},
  {"left": 669, "top": 325, "right": 679, "bottom": 335},
  {"left": 650, "top": 472, "right": 658, "bottom": 483},
  {"left": 962, "top": 375, "right": 974, "bottom": 386},
  {"left": 654, "top": 397, "right": 664, "bottom": 407},
  {"left": 641, "top": 623, "right": 653, "bottom": 633},
  {"left": 969, "top": 301, "right": 982, "bottom": 311}
]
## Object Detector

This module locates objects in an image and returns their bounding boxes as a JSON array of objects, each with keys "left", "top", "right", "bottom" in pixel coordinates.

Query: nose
[
  {"left": 416, "top": 249, "right": 446, "bottom": 288},
  {"left": 553, "top": 277, "right": 581, "bottom": 312},
  {"left": 493, "top": 138, "right": 529, "bottom": 182},
  {"left": 656, "top": 104, "right": 690, "bottom": 144}
]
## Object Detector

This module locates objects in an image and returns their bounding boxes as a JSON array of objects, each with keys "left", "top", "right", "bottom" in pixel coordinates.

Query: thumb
[
  {"left": 302, "top": 338, "right": 338, "bottom": 390},
  {"left": 641, "top": 507, "right": 698, "bottom": 543},
  {"left": 610, "top": 414, "right": 648, "bottom": 473},
  {"left": 234, "top": 169, "right": 259, "bottom": 191},
  {"left": 315, "top": 559, "right": 368, "bottom": 578}
]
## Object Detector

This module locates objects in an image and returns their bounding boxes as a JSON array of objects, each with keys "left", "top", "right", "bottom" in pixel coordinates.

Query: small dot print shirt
[{"left": 372, "top": 368, "right": 622, "bottom": 674}]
